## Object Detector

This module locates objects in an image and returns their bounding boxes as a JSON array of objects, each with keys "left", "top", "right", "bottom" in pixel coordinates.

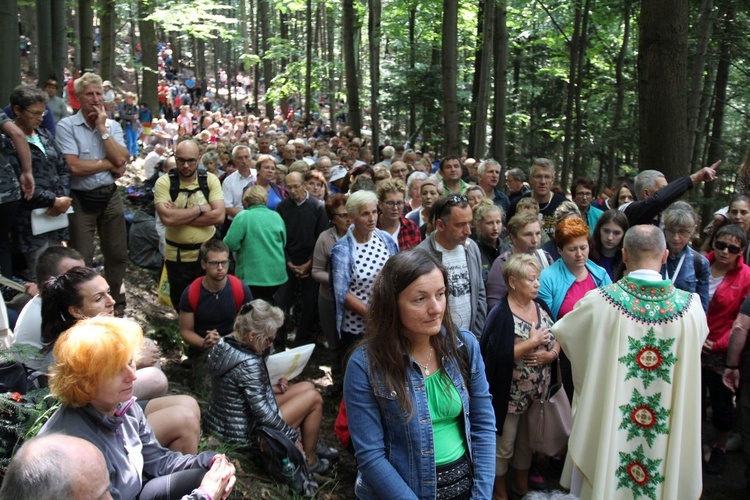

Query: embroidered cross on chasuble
[{"left": 553, "top": 276, "right": 708, "bottom": 499}]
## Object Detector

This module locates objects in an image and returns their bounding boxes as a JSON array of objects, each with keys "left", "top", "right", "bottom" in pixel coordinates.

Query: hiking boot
[
  {"left": 704, "top": 448, "right": 726, "bottom": 475},
  {"left": 316, "top": 441, "right": 340, "bottom": 461}
]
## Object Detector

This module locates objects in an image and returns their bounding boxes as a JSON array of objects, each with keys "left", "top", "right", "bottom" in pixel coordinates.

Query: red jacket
[{"left": 706, "top": 251, "right": 750, "bottom": 352}]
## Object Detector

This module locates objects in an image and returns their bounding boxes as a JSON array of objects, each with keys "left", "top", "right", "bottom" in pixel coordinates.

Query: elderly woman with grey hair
[
  {"left": 405, "top": 171, "right": 428, "bottom": 212},
  {"left": 223, "top": 185, "right": 288, "bottom": 303},
  {"left": 204, "top": 299, "right": 336, "bottom": 476},
  {"left": 330, "top": 190, "right": 399, "bottom": 379}
]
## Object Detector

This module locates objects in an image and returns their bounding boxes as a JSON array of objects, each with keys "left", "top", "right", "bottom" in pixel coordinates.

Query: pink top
[{"left": 558, "top": 273, "right": 596, "bottom": 319}]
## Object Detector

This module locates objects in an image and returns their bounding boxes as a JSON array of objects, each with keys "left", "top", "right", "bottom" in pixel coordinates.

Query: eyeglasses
[
  {"left": 714, "top": 240, "right": 742, "bottom": 254},
  {"left": 532, "top": 174, "right": 553, "bottom": 181},
  {"left": 206, "top": 260, "right": 229, "bottom": 268},
  {"left": 24, "top": 109, "right": 48, "bottom": 118},
  {"left": 332, "top": 212, "right": 349, "bottom": 219},
  {"left": 665, "top": 228, "right": 694, "bottom": 238},
  {"left": 575, "top": 191, "right": 592, "bottom": 198},
  {"left": 175, "top": 157, "right": 199, "bottom": 166},
  {"left": 383, "top": 201, "right": 405, "bottom": 209}
]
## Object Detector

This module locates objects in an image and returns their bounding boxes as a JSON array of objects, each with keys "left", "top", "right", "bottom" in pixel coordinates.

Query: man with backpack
[
  {"left": 180, "top": 239, "right": 252, "bottom": 391},
  {"left": 155, "top": 139, "right": 225, "bottom": 309}
]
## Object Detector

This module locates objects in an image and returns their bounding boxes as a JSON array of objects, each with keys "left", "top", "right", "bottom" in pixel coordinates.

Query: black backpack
[
  {"left": 255, "top": 425, "right": 318, "bottom": 497},
  {"left": 168, "top": 169, "right": 210, "bottom": 202}
]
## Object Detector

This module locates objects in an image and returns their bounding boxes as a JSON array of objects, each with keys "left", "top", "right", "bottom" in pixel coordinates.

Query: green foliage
[
  {"left": 146, "top": 0, "right": 237, "bottom": 40},
  {"left": 151, "top": 321, "right": 185, "bottom": 354},
  {"left": 0, "top": 390, "right": 58, "bottom": 470}
]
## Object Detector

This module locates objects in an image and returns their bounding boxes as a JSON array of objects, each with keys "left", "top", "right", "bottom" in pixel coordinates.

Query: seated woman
[
  {"left": 344, "top": 250, "right": 495, "bottom": 498},
  {"left": 589, "top": 209, "right": 629, "bottom": 281},
  {"left": 481, "top": 254, "right": 559, "bottom": 499},
  {"left": 39, "top": 316, "right": 236, "bottom": 500},
  {"left": 204, "top": 299, "right": 336, "bottom": 475},
  {"left": 41, "top": 267, "right": 201, "bottom": 454}
]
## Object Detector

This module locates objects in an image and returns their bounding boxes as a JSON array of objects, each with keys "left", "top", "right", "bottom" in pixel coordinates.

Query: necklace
[
  {"left": 415, "top": 347, "right": 434, "bottom": 376},
  {"left": 538, "top": 194, "right": 553, "bottom": 211}
]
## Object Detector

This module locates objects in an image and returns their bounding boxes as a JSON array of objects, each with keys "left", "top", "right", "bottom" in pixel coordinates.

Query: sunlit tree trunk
[{"left": 139, "top": 0, "right": 158, "bottom": 111}]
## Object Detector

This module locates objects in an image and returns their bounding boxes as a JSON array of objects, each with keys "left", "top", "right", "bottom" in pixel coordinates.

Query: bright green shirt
[{"left": 425, "top": 368, "right": 467, "bottom": 465}]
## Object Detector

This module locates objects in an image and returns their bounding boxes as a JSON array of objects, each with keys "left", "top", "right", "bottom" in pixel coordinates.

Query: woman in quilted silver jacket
[{"left": 204, "top": 299, "right": 335, "bottom": 474}]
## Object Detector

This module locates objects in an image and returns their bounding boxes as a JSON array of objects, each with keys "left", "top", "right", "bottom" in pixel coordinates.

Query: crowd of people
[{"left": 1, "top": 65, "right": 750, "bottom": 499}]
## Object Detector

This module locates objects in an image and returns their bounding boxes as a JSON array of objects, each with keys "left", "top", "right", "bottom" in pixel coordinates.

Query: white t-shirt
[{"left": 435, "top": 241, "right": 472, "bottom": 330}]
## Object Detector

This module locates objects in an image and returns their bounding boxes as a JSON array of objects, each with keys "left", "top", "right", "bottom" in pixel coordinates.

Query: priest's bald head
[{"left": 621, "top": 225, "right": 669, "bottom": 273}]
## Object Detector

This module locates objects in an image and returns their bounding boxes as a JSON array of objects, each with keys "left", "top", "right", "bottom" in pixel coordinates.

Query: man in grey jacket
[{"left": 418, "top": 195, "right": 487, "bottom": 338}]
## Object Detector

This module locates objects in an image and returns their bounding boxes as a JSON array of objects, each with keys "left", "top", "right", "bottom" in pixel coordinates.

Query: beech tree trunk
[
  {"left": 607, "top": 0, "right": 632, "bottom": 187},
  {"left": 638, "top": 0, "right": 689, "bottom": 180},
  {"left": 343, "top": 0, "right": 362, "bottom": 135},
  {"left": 99, "top": 0, "right": 116, "bottom": 82},
  {"left": 304, "top": 0, "right": 313, "bottom": 120},
  {"left": 468, "top": 0, "right": 494, "bottom": 159},
  {"left": 491, "top": 0, "right": 508, "bottom": 167},
  {"left": 441, "top": 0, "right": 460, "bottom": 156},
  {"left": 36, "top": 0, "right": 54, "bottom": 84},
  {"left": 79, "top": 0, "right": 93, "bottom": 70},
  {"left": 369, "top": 0, "right": 382, "bottom": 163},
  {"left": 51, "top": 0, "right": 67, "bottom": 90},
  {"left": 138, "top": 0, "right": 158, "bottom": 112},
  {"left": 687, "top": 0, "right": 714, "bottom": 172}
]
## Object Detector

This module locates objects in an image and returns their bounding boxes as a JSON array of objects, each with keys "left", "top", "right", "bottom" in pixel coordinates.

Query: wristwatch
[{"left": 101, "top": 133, "right": 111, "bottom": 141}]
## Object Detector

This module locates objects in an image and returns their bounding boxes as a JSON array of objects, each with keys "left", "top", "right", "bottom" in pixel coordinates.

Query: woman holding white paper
[
  {"left": 9, "top": 85, "right": 71, "bottom": 279},
  {"left": 204, "top": 299, "right": 338, "bottom": 474}
]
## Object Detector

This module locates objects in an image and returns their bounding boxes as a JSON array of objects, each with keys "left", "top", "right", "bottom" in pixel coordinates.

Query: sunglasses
[
  {"left": 434, "top": 194, "right": 469, "bottom": 221},
  {"left": 239, "top": 302, "right": 254, "bottom": 315},
  {"left": 714, "top": 240, "right": 742, "bottom": 254}
]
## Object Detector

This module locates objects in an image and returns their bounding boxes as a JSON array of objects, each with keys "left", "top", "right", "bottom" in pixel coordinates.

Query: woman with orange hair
[
  {"left": 39, "top": 316, "right": 236, "bottom": 500},
  {"left": 538, "top": 217, "right": 611, "bottom": 400}
]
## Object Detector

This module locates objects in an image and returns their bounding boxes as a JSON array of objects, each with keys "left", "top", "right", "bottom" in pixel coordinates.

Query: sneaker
[
  {"left": 704, "top": 447, "right": 726, "bottom": 475},
  {"left": 308, "top": 457, "right": 330, "bottom": 475},
  {"left": 316, "top": 441, "right": 340, "bottom": 461}
]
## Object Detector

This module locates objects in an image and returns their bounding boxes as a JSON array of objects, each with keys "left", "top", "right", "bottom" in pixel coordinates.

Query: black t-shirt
[{"left": 179, "top": 278, "right": 253, "bottom": 338}]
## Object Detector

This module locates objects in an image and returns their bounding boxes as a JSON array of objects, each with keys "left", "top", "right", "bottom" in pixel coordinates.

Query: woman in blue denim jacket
[
  {"left": 660, "top": 201, "right": 710, "bottom": 312},
  {"left": 344, "top": 250, "right": 496, "bottom": 499}
]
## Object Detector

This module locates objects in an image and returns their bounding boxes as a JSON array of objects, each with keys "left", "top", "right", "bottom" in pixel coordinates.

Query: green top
[{"left": 425, "top": 368, "right": 467, "bottom": 465}]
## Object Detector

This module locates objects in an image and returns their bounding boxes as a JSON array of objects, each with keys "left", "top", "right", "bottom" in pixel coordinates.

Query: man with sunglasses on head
[
  {"left": 417, "top": 194, "right": 487, "bottom": 339},
  {"left": 55, "top": 72, "right": 129, "bottom": 314},
  {"left": 155, "top": 138, "right": 225, "bottom": 309}
]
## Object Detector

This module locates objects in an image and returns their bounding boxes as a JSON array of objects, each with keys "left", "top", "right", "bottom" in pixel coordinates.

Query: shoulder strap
[
  {"left": 536, "top": 249, "right": 550, "bottom": 269},
  {"left": 169, "top": 170, "right": 180, "bottom": 201},
  {"left": 197, "top": 171, "right": 210, "bottom": 200},
  {"left": 227, "top": 275, "right": 245, "bottom": 312},
  {"left": 188, "top": 277, "right": 204, "bottom": 312},
  {"left": 693, "top": 250, "right": 703, "bottom": 276},
  {"left": 169, "top": 171, "right": 210, "bottom": 202}
]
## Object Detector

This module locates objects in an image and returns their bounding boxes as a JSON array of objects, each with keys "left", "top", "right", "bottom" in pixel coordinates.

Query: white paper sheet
[{"left": 265, "top": 343, "right": 315, "bottom": 382}]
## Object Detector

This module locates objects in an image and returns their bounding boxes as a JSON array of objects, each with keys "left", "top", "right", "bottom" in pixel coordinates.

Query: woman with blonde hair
[
  {"left": 224, "top": 185, "right": 288, "bottom": 303},
  {"left": 204, "top": 300, "right": 336, "bottom": 475}
]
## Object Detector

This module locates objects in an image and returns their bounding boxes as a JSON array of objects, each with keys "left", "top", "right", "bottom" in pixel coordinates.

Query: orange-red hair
[
  {"left": 50, "top": 317, "right": 143, "bottom": 407},
  {"left": 554, "top": 217, "right": 589, "bottom": 249}
]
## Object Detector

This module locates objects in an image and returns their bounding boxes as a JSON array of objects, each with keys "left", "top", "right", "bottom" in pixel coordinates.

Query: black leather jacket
[{"left": 203, "top": 337, "right": 299, "bottom": 444}]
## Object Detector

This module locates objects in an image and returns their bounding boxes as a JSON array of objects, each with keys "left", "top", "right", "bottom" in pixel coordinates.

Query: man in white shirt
[{"left": 221, "top": 145, "right": 256, "bottom": 233}]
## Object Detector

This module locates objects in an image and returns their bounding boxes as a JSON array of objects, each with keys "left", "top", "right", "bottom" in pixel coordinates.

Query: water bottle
[{"left": 281, "top": 457, "right": 295, "bottom": 481}]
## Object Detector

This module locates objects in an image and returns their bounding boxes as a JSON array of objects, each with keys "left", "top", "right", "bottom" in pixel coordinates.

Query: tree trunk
[
  {"left": 259, "top": 0, "right": 273, "bottom": 118},
  {"left": 572, "top": 0, "right": 591, "bottom": 181},
  {"left": 369, "top": 0, "right": 382, "bottom": 163},
  {"left": 343, "top": 0, "right": 362, "bottom": 135},
  {"left": 442, "top": 0, "right": 460, "bottom": 156},
  {"left": 240, "top": 0, "right": 249, "bottom": 58},
  {"left": 138, "top": 0, "right": 158, "bottom": 112},
  {"left": 51, "top": 0, "right": 67, "bottom": 91},
  {"left": 0, "top": 0, "right": 20, "bottom": 101},
  {"left": 169, "top": 32, "right": 181, "bottom": 75},
  {"left": 491, "top": 0, "right": 508, "bottom": 166},
  {"left": 607, "top": 0, "right": 632, "bottom": 187},
  {"left": 69, "top": 4, "right": 80, "bottom": 68},
  {"left": 691, "top": 63, "right": 715, "bottom": 172},
  {"left": 99, "top": 0, "right": 116, "bottom": 82},
  {"left": 468, "top": 0, "right": 494, "bottom": 159},
  {"left": 561, "top": 0, "right": 582, "bottom": 188},
  {"left": 701, "top": 3, "right": 734, "bottom": 224},
  {"left": 687, "top": 0, "right": 714, "bottom": 172},
  {"left": 36, "top": 1, "right": 54, "bottom": 84},
  {"left": 407, "top": 4, "right": 417, "bottom": 140},
  {"left": 638, "top": 0, "right": 689, "bottom": 180},
  {"left": 325, "top": 2, "right": 336, "bottom": 125},
  {"left": 304, "top": 0, "right": 313, "bottom": 121},
  {"left": 79, "top": 0, "right": 93, "bottom": 70}
]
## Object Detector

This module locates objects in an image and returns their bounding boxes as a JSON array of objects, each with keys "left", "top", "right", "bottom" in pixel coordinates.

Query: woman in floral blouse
[{"left": 481, "top": 253, "right": 559, "bottom": 499}]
